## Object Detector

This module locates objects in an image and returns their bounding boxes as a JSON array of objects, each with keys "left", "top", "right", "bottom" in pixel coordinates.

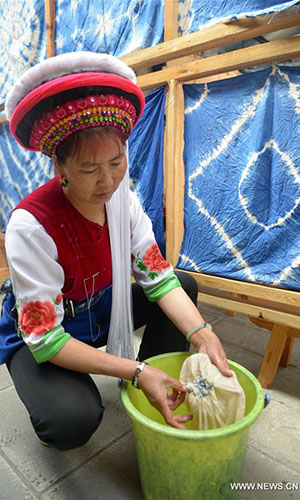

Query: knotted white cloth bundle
[{"left": 180, "top": 353, "right": 246, "bottom": 430}]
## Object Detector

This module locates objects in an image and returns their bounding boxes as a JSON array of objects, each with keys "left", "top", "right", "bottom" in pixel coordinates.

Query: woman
[{"left": 1, "top": 52, "right": 231, "bottom": 450}]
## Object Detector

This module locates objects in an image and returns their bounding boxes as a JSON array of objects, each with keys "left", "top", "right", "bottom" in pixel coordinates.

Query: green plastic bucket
[{"left": 121, "top": 352, "right": 264, "bottom": 500}]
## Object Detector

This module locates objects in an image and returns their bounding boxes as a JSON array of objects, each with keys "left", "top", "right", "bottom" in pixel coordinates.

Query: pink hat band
[{"left": 30, "top": 93, "right": 137, "bottom": 157}]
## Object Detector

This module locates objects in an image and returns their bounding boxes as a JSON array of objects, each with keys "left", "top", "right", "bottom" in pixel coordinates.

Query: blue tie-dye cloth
[
  {"left": 129, "top": 86, "right": 166, "bottom": 254},
  {"left": 178, "top": 0, "right": 300, "bottom": 35},
  {"left": 178, "top": 66, "right": 300, "bottom": 290}
]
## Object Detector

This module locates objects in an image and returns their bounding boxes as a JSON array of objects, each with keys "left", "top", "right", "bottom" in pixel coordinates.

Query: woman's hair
[{"left": 55, "top": 126, "right": 126, "bottom": 165}]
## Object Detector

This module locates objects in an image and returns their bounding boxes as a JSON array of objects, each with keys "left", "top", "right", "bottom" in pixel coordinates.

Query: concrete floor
[{"left": 0, "top": 301, "right": 299, "bottom": 500}]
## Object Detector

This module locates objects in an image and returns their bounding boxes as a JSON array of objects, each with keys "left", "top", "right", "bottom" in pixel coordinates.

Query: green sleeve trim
[
  {"left": 29, "top": 325, "right": 71, "bottom": 364},
  {"left": 145, "top": 274, "right": 182, "bottom": 302},
  {"left": 144, "top": 271, "right": 174, "bottom": 292},
  {"left": 25, "top": 325, "right": 62, "bottom": 348}
]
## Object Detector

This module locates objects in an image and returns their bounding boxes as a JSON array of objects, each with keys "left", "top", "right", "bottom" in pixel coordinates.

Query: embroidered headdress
[
  {"left": 5, "top": 52, "right": 145, "bottom": 156},
  {"left": 5, "top": 52, "right": 146, "bottom": 360}
]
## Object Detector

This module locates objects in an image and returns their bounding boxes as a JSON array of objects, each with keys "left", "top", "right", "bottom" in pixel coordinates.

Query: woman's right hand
[{"left": 137, "top": 365, "right": 193, "bottom": 429}]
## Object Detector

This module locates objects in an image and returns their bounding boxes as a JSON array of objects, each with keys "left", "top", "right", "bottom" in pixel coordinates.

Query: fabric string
[{"left": 83, "top": 272, "right": 101, "bottom": 342}]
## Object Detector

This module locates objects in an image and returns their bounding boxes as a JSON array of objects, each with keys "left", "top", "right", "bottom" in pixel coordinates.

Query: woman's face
[{"left": 54, "top": 135, "right": 127, "bottom": 209}]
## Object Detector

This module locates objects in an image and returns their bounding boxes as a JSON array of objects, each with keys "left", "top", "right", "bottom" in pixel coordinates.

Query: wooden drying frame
[
  {"left": 45, "top": 0, "right": 55, "bottom": 58},
  {"left": 0, "top": 1, "right": 299, "bottom": 387},
  {"left": 122, "top": 4, "right": 300, "bottom": 388}
]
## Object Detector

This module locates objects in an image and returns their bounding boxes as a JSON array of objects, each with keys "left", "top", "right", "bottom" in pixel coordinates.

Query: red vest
[{"left": 14, "top": 176, "right": 112, "bottom": 301}]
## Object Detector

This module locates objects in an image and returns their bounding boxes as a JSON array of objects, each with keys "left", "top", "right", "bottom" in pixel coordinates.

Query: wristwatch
[{"left": 132, "top": 362, "right": 148, "bottom": 389}]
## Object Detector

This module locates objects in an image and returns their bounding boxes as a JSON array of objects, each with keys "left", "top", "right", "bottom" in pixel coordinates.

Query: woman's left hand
[{"left": 190, "top": 327, "right": 232, "bottom": 377}]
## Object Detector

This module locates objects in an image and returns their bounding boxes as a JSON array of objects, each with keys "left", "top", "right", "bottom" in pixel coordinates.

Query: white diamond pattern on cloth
[{"left": 178, "top": 66, "right": 300, "bottom": 290}]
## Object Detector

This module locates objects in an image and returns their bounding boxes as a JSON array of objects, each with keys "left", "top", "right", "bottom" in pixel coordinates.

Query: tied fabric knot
[{"left": 180, "top": 353, "right": 246, "bottom": 430}]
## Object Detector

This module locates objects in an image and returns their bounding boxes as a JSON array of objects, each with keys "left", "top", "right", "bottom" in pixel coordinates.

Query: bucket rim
[{"left": 121, "top": 352, "right": 265, "bottom": 440}]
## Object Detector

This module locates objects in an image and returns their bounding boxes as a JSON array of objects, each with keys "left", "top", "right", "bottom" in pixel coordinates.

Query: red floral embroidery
[
  {"left": 19, "top": 300, "right": 56, "bottom": 337},
  {"left": 55, "top": 293, "right": 62, "bottom": 305},
  {"left": 143, "top": 244, "right": 170, "bottom": 273}
]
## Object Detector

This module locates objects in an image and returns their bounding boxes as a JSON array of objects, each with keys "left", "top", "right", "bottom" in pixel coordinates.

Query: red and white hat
[{"left": 5, "top": 52, "right": 145, "bottom": 157}]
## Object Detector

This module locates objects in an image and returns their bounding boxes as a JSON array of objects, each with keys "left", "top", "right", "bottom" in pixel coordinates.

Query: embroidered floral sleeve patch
[
  {"left": 132, "top": 243, "right": 171, "bottom": 280},
  {"left": 19, "top": 300, "right": 57, "bottom": 337}
]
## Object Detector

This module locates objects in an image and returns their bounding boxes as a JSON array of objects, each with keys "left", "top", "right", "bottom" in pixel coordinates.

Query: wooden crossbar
[
  {"left": 188, "top": 271, "right": 300, "bottom": 307},
  {"left": 0, "top": 234, "right": 9, "bottom": 283},
  {"left": 190, "top": 272, "right": 300, "bottom": 388},
  {"left": 137, "top": 35, "right": 300, "bottom": 89},
  {"left": 197, "top": 291, "right": 300, "bottom": 329},
  {"left": 0, "top": 114, "right": 7, "bottom": 124},
  {"left": 122, "top": 9, "right": 300, "bottom": 71},
  {"left": 0, "top": 233, "right": 7, "bottom": 268}
]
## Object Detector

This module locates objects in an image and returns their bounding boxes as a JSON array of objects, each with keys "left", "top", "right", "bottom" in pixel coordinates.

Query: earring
[{"left": 60, "top": 176, "right": 69, "bottom": 187}]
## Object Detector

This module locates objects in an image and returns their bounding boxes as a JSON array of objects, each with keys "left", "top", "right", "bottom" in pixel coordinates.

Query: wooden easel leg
[
  {"left": 279, "top": 336, "right": 295, "bottom": 367},
  {"left": 258, "top": 324, "right": 288, "bottom": 389}
]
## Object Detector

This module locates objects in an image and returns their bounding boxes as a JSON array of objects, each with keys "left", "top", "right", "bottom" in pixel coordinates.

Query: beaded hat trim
[{"left": 30, "top": 93, "right": 137, "bottom": 157}]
